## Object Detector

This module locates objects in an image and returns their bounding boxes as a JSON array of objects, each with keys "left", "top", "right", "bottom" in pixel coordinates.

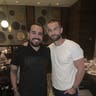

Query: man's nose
[
  {"left": 35, "top": 34, "right": 40, "bottom": 38},
  {"left": 51, "top": 30, "right": 56, "bottom": 34}
]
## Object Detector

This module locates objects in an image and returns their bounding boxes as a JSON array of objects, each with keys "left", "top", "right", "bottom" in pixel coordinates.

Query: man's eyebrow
[{"left": 30, "top": 31, "right": 36, "bottom": 32}]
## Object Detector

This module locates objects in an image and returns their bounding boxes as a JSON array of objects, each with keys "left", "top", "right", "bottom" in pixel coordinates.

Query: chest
[
  {"left": 51, "top": 47, "right": 72, "bottom": 64},
  {"left": 19, "top": 49, "right": 49, "bottom": 70}
]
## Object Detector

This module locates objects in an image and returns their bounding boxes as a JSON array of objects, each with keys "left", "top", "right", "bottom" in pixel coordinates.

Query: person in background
[
  {"left": 0, "top": 51, "right": 7, "bottom": 60},
  {"left": 10, "top": 23, "right": 51, "bottom": 96},
  {"left": 46, "top": 19, "right": 85, "bottom": 96}
]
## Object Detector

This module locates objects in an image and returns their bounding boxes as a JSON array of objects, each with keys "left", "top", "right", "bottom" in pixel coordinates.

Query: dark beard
[
  {"left": 29, "top": 41, "right": 41, "bottom": 47},
  {"left": 51, "top": 35, "right": 61, "bottom": 42},
  {"left": 29, "top": 38, "right": 41, "bottom": 47}
]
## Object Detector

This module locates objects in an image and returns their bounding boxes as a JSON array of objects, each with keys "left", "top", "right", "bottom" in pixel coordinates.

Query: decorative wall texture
[
  {"left": 0, "top": 5, "right": 27, "bottom": 45},
  {"left": 35, "top": 7, "right": 61, "bottom": 33},
  {"left": 35, "top": 7, "right": 61, "bottom": 45}
]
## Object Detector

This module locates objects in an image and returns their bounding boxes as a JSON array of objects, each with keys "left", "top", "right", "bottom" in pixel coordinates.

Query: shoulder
[
  {"left": 65, "top": 39, "right": 81, "bottom": 49},
  {"left": 41, "top": 45, "right": 50, "bottom": 51},
  {"left": 48, "top": 43, "right": 54, "bottom": 49},
  {"left": 13, "top": 45, "right": 27, "bottom": 54},
  {"left": 64, "top": 39, "right": 84, "bottom": 56},
  {"left": 65, "top": 39, "right": 83, "bottom": 56}
]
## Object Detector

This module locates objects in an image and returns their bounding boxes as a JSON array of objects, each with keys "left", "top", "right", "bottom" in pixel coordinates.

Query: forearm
[
  {"left": 72, "top": 68, "right": 85, "bottom": 89},
  {"left": 72, "top": 58, "right": 85, "bottom": 89},
  {"left": 64, "top": 70, "right": 85, "bottom": 95},
  {"left": 10, "top": 68, "right": 18, "bottom": 91},
  {"left": 64, "top": 59, "right": 85, "bottom": 95}
]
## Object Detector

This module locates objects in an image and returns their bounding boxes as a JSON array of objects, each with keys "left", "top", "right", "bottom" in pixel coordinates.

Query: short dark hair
[
  {"left": 28, "top": 23, "right": 44, "bottom": 34},
  {"left": 47, "top": 18, "right": 62, "bottom": 27}
]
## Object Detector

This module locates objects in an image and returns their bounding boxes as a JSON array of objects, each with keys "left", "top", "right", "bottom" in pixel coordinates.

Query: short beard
[
  {"left": 51, "top": 35, "right": 61, "bottom": 42},
  {"left": 29, "top": 41, "right": 41, "bottom": 47}
]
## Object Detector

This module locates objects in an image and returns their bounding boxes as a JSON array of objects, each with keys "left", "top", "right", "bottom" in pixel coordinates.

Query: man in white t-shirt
[{"left": 46, "top": 19, "right": 85, "bottom": 96}]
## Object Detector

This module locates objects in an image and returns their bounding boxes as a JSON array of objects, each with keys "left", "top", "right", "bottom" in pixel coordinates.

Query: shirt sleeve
[
  {"left": 71, "top": 44, "right": 84, "bottom": 61},
  {"left": 11, "top": 47, "right": 22, "bottom": 66},
  {"left": 47, "top": 48, "right": 52, "bottom": 73}
]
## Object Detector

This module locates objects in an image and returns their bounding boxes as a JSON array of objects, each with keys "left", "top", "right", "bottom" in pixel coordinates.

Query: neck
[
  {"left": 54, "top": 38, "right": 65, "bottom": 46},
  {"left": 32, "top": 46, "right": 40, "bottom": 51},
  {"left": 30, "top": 43, "right": 40, "bottom": 51}
]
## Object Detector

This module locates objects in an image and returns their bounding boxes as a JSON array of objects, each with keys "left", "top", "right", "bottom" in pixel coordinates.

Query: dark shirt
[{"left": 11, "top": 44, "right": 51, "bottom": 96}]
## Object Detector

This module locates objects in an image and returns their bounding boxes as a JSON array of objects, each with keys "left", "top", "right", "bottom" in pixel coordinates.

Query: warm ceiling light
[
  {"left": 37, "top": 1, "right": 40, "bottom": 5},
  {"left": 56, "top": 2, "right": 60, "bottom": 6},
  {"left": 16, "top": 0, "right": 19, "bottom": 3},
  {"left": 1, "top": 20, "right": 9, "bottom": 28}
]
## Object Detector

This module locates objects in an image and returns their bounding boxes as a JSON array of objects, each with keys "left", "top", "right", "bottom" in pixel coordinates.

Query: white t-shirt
[{"left": 49, "top": 39, "right": 84, "bottom": 90}]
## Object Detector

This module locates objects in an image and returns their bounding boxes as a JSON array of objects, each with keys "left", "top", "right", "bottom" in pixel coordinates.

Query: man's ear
[
  {"left": 22, "top": 32, "right": 29, "bottom": 46},
  {"left": 61, "top": 27, "right": 63, "bottom": 34},
  {"left": 23, "top": 41, "right": 28, "bottom": 46},
  {"left": 27, "top": 32, "right": 29, "bottom": 40}
]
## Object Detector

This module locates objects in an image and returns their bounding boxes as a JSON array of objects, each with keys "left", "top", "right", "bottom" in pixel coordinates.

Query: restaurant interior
[{"left": 0, "top": 0, "right": 96, "bottom": 96}]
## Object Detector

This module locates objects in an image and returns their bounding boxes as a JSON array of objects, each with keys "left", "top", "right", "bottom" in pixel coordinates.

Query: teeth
[{"left": 34, "top": 39, "right": 39, "bottom": 41}]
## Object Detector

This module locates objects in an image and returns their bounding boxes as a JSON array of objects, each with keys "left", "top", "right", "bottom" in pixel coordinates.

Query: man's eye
[
  {"left": 38, "top": 32, "right": 43, "bottom": 36},
  {"left": 31, "top": 31, "right": 36, "bottom": 34},
  {"left": 48, "top": 29, "right": 51, "bottom": 32},
  {"left": 54, "top": 27, "right": 59, "bottom": 30}
]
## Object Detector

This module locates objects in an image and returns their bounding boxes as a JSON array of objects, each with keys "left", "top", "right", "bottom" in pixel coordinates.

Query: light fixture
[
  {"left": 16, "top": 0, "right": 19, "bottom": 4},
  {"left": 1, "top": 20, "right": 9, "bottom": 28},
  {"left": 37, "top": 1, "right": 40, "bottom": 5},
  {"left": 56, "top": 2, "right": 60, "bottom": 6}
]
